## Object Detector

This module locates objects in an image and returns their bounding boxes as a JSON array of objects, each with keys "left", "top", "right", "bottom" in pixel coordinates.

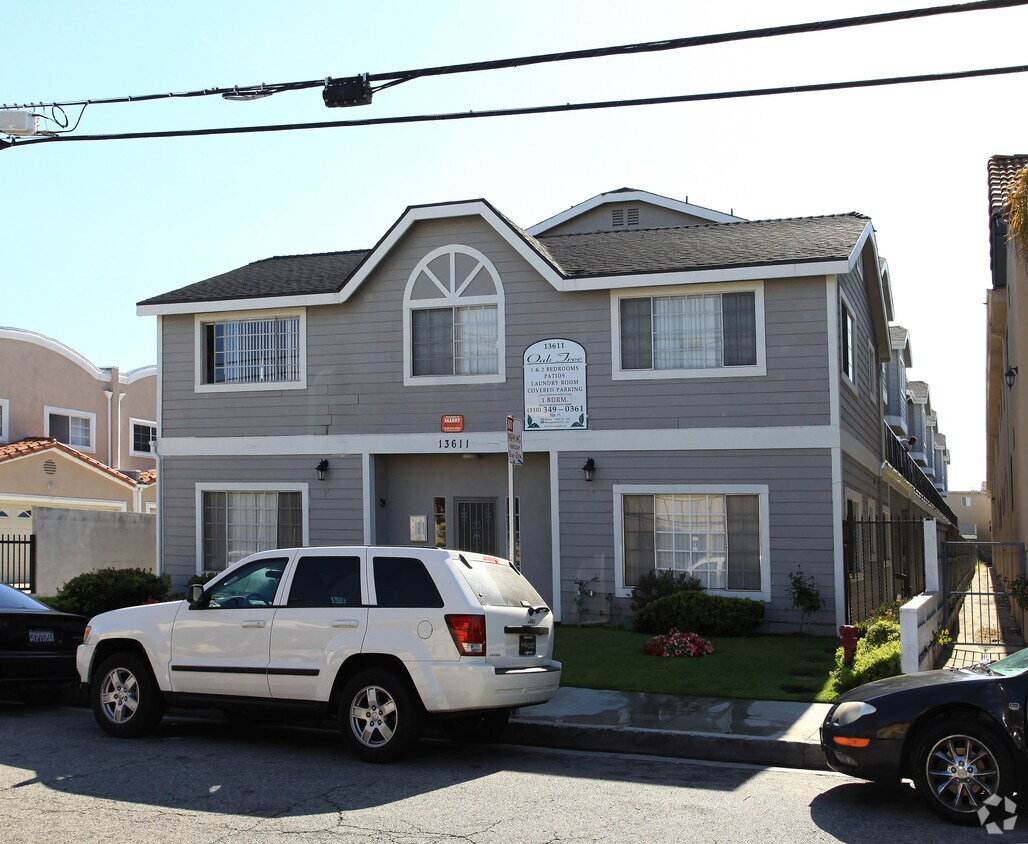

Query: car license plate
[
  {"left": 29, "top": 629, "right": 55, "bottom": 644},
  {"left": 519, "top": 634, "right": 536, "bottom": 656}
]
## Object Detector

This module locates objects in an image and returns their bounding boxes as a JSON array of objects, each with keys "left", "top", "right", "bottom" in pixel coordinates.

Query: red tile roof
[
  {"left": 0, "top": 437, "right": 154, "bottom": 486},
  {"left": 988, "top": 155, "right": 1028, "bottom": 217}
]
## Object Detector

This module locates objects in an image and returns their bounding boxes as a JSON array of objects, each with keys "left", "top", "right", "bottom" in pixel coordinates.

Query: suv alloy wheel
[
  {"left": 91, "top": 652, "right": 165, "bottom": 738},
  {"left": 339, "top": 669, "right": 424, "bottom": 762}
]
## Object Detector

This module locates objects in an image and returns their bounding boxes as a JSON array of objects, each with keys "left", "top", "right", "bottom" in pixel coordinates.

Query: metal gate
[
  {"left": 454, "top": 499, "right": 497, "bottom": 555},
  {"left": 844, "top": 519, "right": 926, "bottom": 624},
  {"left": 0, "top": 534, "right": 36, "bottom": 592},
  {"left": 943, "top": 541, "right": 1027, "bottom": 650}
]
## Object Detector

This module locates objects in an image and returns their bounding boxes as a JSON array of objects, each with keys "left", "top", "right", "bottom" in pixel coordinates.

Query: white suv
[{"left": 77, "top": 547, "right": 561, "bottom": 761}]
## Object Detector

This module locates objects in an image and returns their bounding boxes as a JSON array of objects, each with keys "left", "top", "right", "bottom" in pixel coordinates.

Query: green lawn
[{"left": 552, "top": 626, "right": 839, "bottom": 703}]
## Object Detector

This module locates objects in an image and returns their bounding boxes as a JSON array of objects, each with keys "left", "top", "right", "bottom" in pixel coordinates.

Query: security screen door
[{"left": 454, "top": 498, "right": 497, "bottom": 555}]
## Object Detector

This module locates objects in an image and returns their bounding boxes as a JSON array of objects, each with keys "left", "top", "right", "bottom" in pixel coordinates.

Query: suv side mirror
[{"left": 187, "top": 583, "right": 205, "bottom": 606}]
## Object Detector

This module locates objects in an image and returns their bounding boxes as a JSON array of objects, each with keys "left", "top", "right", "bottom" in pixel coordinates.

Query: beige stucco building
[
  {"left": 949, "top": 487, "right": 992, "bottom": 541},
  {"left": 0, "top": 328, "right": 157, "bottom": 536},
  {"left": 987, "top": 156, "right": 1028, "bottom": 545}
]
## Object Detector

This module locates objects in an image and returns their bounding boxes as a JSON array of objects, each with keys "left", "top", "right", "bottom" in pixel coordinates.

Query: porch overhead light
[
  {"left": 316, "top": 459, "right": 330, "bottom": 481},
  {"left": 1005, "top": 366, "right": 1018, "bottom": 389},
  {"left": 582, "top": 457, "right": 595, "bottom": 482}
]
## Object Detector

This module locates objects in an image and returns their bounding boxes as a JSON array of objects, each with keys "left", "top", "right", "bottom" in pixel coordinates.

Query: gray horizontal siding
[
  {"left": 159, "top": 455, "right": 364, "bottom": 587},
  {"left": 556, "top": 449, "right": 835, "bottom": 628},
  {"left": 161, "top": 217, "right": 832, "bottom": 438},
  {"left": 838, "top": 264, "right": 883, "bottom": 456},
  {"left": 539, "top": 203, "right": 715, "bottom": 236}
]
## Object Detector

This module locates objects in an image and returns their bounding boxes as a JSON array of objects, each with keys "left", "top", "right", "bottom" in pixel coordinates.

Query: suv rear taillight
[{"left": 445, "top": 614, "right": 486, "bottom": 656}]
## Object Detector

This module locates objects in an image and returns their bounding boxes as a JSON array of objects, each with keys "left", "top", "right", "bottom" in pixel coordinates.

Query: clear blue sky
[{"left": 4, "top": 1, "right": 1027, "bottom": 489}]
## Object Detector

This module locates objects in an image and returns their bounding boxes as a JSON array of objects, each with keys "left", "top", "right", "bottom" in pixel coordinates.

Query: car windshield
[
  {"left": 0, "top": 583, "right": 50, "bottom": 611},
  {"left": 986, "top": 648, "right": 1028, "bottom": 676}
]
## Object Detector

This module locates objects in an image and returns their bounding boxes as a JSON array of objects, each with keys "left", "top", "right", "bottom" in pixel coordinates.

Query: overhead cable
[
  {"left": 3, "top": 0, "right": 1026, "bottom": 111},
  {"left": 5, "top": 62, "right": 1027, "bottom": 149}
]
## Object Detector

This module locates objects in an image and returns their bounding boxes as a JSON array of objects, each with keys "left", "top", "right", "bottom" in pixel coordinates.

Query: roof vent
[
  {"left": 612, "top": 209, "right": 625, "bottom": 227},
  {"left": 627, "top": 208, "right": 640, "bottom": 226},
  {"left": 43, "top": 460, "right": 57, "bottom": 475}
]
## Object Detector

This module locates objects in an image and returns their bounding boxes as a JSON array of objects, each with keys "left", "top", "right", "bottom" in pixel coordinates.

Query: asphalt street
[{"left": 0, "top": 703, "right": 1017, "bottom": 844}]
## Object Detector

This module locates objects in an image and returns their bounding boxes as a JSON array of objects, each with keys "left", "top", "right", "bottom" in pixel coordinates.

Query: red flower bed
[{"left": 643, "top": 628, "right": 715, "bottom": 658}]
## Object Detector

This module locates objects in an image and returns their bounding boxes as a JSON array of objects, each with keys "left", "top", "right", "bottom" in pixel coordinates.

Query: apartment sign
[{"left": 523, "top": 339, "right": 588, "bottom": 430}]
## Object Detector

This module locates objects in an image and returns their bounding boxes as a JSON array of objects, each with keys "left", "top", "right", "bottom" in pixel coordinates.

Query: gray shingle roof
[
  {"left": 139, "top": 249, "right": 370, "bottom": 306},
  {"left": 138, "top": 210, "right": 870, "bottom": 306},
  {"left": 907, "top": 381, "right": 930, "bottom": 403},
  {"left": 536, "top": 214, "right": 869, "bottom": 278}
]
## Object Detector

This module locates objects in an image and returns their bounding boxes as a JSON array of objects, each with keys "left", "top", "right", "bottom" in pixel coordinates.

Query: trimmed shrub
[
  {"left": 633, "top": 590, "right": 764, "bottom": 636},
  {"left": 630, "top": 569, "right": 702, "bottom": 613},
  {"left": 830, "top": 613, "right": 902, "bottom": 693},
  {"left": 856, "top": 600, "right": 902, "bottom": 635},
  {"left": 46, "top": 567, "right": 170, "bottom": 618}
]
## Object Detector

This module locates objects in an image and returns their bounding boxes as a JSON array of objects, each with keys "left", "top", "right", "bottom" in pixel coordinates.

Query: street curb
[{"left": 505, "top": 719, "right": 830, "bottom": 771}]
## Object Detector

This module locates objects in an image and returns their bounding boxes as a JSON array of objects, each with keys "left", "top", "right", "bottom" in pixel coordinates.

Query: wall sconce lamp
[
  {"left": 316, "top": 459, "right": 330, "bottom": 481},
  {"left": 1005, "top": 366, "right": 1019, "bottom": 389},
  {"left": 582, "top": 457, "right": 595, "bottom": 482}
]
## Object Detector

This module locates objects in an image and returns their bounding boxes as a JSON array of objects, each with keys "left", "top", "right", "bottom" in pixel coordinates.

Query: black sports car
[
  {"left": 821, "top": 650, "right": 1028, "bottom": 824},
  {"left": 0, "top": 582, "right": 86, "bottom": 701}
]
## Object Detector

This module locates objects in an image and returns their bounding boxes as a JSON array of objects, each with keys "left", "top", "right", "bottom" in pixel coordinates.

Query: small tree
[
  {"left": 787, "top": 568, "right": 824, "bottom": 634},
  {"left": 1007, "top": 164, "right": 1028, "bottom": 259}
]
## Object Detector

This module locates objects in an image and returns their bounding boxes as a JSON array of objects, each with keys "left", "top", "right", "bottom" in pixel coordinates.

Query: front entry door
[{"left": 455, "top": 498, "right": 497, "bottom": 555}]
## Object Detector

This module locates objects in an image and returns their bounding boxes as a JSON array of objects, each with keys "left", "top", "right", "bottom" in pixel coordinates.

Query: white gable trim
[
  {"left": 137, "top": 210, "right": 877, "bottom": 316},
  {"left": 527, "top": 190, "right": 745, "bottom": 235},
  {"left": 0, "top": 446, "right": 138, "bottom": 490}
]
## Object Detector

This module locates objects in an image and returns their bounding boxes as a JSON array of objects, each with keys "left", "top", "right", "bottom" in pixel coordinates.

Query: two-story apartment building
[
  {"left": 138, "top": 189, "right": 955, "bottom": 630},
  {"left": 987, "top": 155, "right": 1028, "bottom": 545},
  {"left": 0, "top": 328, "right": 157, "bottom": 535}
]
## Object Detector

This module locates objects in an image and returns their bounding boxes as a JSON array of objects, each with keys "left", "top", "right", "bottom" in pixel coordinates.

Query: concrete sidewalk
[{"left": 507, "top": 687, "right": 832, "bottom": 770}]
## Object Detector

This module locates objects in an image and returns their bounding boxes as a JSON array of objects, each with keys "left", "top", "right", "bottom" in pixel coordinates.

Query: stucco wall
[{"left": 33, "top": 506, "right": 156, "bottom": 596}]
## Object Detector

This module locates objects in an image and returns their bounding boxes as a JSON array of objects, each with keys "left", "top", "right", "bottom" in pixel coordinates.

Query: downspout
[
  {"left": 152, "top": 437, "right": 163, "bottom": 577},
  {"left": 117, "top": 391, "right": 126, "bottom": 470},
  {"left": 103, "top": 390, "right": 113, "bottom": 466}
]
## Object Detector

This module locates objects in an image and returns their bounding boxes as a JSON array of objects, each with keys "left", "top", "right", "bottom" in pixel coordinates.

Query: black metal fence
[
  {"left": 0, "top": 534, "right": 35, "bottom": 592},
  {"left": 844, "top": 519, "right": 926, "bottom": 625},
  {"left": 943, "top": 541, "right": 1027, "bottom": 647}
]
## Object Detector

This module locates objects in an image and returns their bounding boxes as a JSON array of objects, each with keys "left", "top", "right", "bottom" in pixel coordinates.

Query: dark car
[
  {"left": 821, "top": 650, "right": 1028, "bottom": 824},
  {"left": 0, "top": 582, "right": 86, "bottom": 701}
]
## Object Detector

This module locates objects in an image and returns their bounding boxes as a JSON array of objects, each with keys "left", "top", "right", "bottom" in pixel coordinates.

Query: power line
[
  {"left": 4, "top": 0, "right": 1025, "bottom": 111},
  {"left": 5, "top": 62, "right": 1026, "bottom": 150}
]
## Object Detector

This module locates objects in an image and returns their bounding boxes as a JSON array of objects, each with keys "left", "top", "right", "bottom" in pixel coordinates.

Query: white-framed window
[
  {"left": 612, "top": 282, "right": 766, "bottom": 380},
  {"left": 840, "top": 295, "right": 856, "bottom": 389},
  {"left": 613, "top": 484, "right": 770, "bottom": 601},
  {"left": 881, "top": 362, "right": 889, "bottom": 407},
  {"left": 403, "top": 244, "right": 505, "bottom": 386},
  {"left": 0, "top": 397, "right": 9, "bottom": 444},
  {"left": 194, "top": 309, "right": 307, "bottom": 393},
  {"left": 130, "top": 418, "right": 157, "bottom": 457},
  {"left": 45, "top": 406, "right": 95, "bottom": 452},
  {"left": 196, "top": 483, "right": 309, "bottom": 572}
]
